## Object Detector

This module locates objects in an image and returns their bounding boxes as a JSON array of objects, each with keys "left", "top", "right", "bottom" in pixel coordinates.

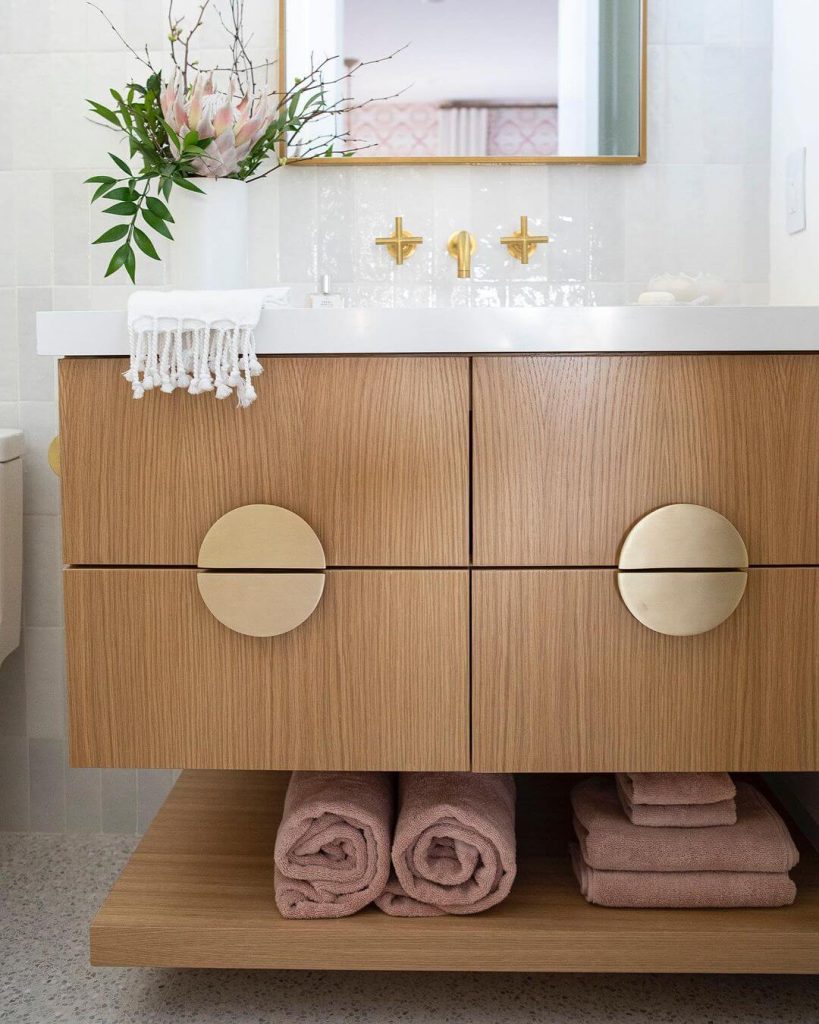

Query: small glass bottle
[{"left": 307, "top": 275, "right": 344, "bottom": 309}]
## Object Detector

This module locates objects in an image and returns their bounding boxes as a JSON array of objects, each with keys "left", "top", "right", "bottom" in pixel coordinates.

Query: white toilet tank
[{"left": 0, "top": 429, "right": 23, "bottom": 669}]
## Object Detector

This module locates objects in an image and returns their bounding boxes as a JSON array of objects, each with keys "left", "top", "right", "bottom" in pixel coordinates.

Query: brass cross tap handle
[
  {"left": 375, "top": 216, "right": 424, "bottom": 265},
  {"left": 501, "top": 215, "right": 551, "bottom": 265}
]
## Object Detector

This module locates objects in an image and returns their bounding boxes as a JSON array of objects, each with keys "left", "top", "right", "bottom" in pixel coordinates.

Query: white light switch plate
[{"left": 786, "top": 148, "right": 807, "bottom": 235}]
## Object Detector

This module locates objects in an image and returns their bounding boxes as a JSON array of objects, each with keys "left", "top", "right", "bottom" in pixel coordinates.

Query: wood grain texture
[
  {"left": 59, "top": 357, "right": 469, "bottom": 566},
  {"left": 473, "top": 355, "right": 819, "bottom": 566},
  {"left": 66, "top": 569, "right": 469, "bottom": 770},
  {"left": 91, "top": 770, "right": 819, "bottom": 973},
  {"left": 472, "top": 569, "right": 819, "bottom": 772}
]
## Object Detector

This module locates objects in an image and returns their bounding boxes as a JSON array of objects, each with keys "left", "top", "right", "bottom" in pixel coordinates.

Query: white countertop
[{"left": 36, "top": 305, "right": 819, "bottom": 356}]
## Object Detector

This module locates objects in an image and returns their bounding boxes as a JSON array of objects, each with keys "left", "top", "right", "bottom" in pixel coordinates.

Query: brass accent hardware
[
  {"left": 617, "top": 504, "right": 748, "bottom": 636},
  {"left": 617, "top": 571, "right": 748, "bottom": 638},
  {"left": 500, "top": 216, "right": 551, "bottom": 264},
  {"left": 619, "top": 504, "right": 748, "bottom": 571},
  {"left": 197, "top": 504, "right": 325, "bottom": 637},
  {"left": 47, "top": 436, "right": 60, "bottom": 476},
  {"left": 375, "top": 216, "right": 423, "bottom": 265},
  {"left": 196, "top": 572, "right": 326, "bottom": 639},
  {"left": 447, "top": 230, "right": 477, "bottom": 279},
  {"left": 198, "top": 504, "right": 325, "bottom": 570}
]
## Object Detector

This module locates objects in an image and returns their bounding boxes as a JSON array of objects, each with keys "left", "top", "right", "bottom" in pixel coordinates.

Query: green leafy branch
[
  {"left": 84, "top": 2, "right": 407, "bottom": 280},
  {"left": 86, "top": 76, "right": 210, "bottom": 281}
]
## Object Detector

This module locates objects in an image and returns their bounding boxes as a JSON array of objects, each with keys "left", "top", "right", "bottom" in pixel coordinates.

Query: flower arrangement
[{"left": 86, "top": 1, "right": 394, "bottom": 281}]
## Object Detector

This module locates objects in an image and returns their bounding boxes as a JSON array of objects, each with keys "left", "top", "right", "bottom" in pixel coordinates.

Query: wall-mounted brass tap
[
  {"left": 447, "top": 230, "right": 477, "bottom": 279},
  {"left": 501, "top": 215, "right": 550, "bottom": 264},
  {"left": 375, "top": 216, "right": 423, "bottom": 265}
]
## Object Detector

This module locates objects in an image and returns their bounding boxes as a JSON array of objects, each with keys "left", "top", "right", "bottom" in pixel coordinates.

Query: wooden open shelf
[{"left": 91, "top": 771, "right": 819, "bottom": 973}]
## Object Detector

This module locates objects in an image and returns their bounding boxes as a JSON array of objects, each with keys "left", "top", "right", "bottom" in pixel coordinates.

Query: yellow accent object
[
  {"left": 48, "top": 436, "right": 60, "bottom": 477},
  {"left": 196, "top": 572, "right": 326, "bottom": 639},
  {"left": 197, "top": 504, "right": 325, "bottom": 637},
  {"left": 617, "top": 504, "right": 748, "bottom": 636},
  {"left": 375, "top": 216, "right": 424, "bottom": 265},
  {"left": 447, "top": 230, "right": 477, "bottom": 279},
  {"left": 500, "top": 216, "right": 551, "bottom": 265}
]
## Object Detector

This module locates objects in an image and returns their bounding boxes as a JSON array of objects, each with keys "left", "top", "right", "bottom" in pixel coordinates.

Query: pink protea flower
[{"left": 160, "top": 72, "right": 274, "bottom": 177}]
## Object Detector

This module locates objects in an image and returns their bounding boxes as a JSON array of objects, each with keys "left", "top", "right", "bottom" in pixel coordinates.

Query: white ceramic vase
[{"left": 166, "top": 177, "right": 249, "bottom": 290}]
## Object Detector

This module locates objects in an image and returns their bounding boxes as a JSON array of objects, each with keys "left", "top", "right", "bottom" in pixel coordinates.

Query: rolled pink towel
[
  {"left": 616, "top": 775, "right": 737, "bottom": 828},
  {"left": 572, "top": 777, "right": 799, "bottom": 873},
  {"left": 274, "top": 771, "right": 393, "bottom": 919},
  {"left": 570, "top": 844, "right": 796, "bottom": 908},
  {"left": 617, "top": 772, "right": 736, "bottom": 806},
  {"left": 375, "top": 772, "right": 516, "bottom": 916},
  {"left": 375, "top": 874, "right": 447, "bottom": 917}
]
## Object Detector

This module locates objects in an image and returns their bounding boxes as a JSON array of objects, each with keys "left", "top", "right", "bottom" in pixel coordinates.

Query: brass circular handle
[
  {"left": 197, "top": 505, "right": 325, "bottom": 637},
  {"left": 617, "top": 504, "right": 748, "bottom": 636},
  {"left": 48, "top": 436, "right": 60, "bottom": 477}
]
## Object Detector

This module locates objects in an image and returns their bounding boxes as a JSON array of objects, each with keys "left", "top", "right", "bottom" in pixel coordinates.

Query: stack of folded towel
[
  {"left": 570, "top": 775, "right": 799, "bottom": 908},
  {"left": 616, "top": 772, "right": 737, "bottom": 827},
  {"left": 274, "top": 771, "right": 516, "bottom": 919}
]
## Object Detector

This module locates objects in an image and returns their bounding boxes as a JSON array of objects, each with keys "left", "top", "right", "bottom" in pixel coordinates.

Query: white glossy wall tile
[{"left": 0, "top": 0, "right": 773, "bottom": 832}]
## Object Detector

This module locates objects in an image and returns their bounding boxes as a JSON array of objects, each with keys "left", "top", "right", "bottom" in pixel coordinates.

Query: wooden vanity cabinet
[
  {"left": 60, "top": 355, "right": 471, "bottom": 772},
  {"left": 473, "top": 355, "right": 819, "bottom": 566},
  {"left": 60, "top": 351, "right": 819, "bottom": 775},
  {"left": 59, "top": 356, "right": 469, "bottom": 567},
  {"left": 60, "top": 349, "right": 819, "bottom": 974},
  {"left": 66, "top": 568, "right": 469, "bottom": 771},
  {"left": 472, "top": 568, "right": 819, "bottom": 772},
  {"left": 470, "top": 353, "right": 819, "bottom": 772}
]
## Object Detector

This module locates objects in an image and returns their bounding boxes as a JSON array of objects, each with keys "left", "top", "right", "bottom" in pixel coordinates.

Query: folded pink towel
[
  {"left": 572, "top": 777, "right": 798, "bottom": 873},
  {"left": 617, "top": 772, "right": 736, "bottom": 806},
  {"left": 570, "top": 844, "right": 796, "bottom": 908},
  {"left": 616, "top": 776, "right": 737, "bottom": 828},
  {"left": 375, "top": 772, "right": 516, "bottom": 916},
  {"left": 274, "top": 771, "right": 393, "bottom": 919}
]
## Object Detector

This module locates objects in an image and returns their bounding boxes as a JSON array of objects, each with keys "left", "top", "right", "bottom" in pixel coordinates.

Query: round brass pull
[
  {"left": 197, "top": 505, "right": 325, "bottom": 637},
  {"left": 617, "top": 504, "right": 748, "bottom": 636},
  {"left": 48, "top": 436, "right": 60, "bottom": 476}
]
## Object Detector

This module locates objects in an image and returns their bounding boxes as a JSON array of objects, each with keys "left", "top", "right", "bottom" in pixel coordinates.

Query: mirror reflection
[{"left": 283, "top": 0, "right": 644, "bottom": 163}]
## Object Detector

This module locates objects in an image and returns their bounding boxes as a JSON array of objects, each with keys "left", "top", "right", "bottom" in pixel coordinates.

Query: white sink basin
[{"left": 37, "top": 305, "right": 819, "bottom": 356}]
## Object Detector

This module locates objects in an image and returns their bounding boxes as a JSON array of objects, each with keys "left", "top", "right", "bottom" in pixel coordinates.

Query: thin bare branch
[
  {"left": 181, "top": 1, "right": 211, "bottom": 90},
  {"left": 86, "top": 3, "right": 156, "bottom": 72},
  {"left": 213, "top": 4, "right": 240, "bottom": 78},
  {"left": 275, "top": 45, "right": 409, "bottom": 112},
  {"left": 90, "top": 1, "right": 405, "bottom": 186},
  {"left": 231, "top": 0, "right": 257, "bottom": 94},
  {"left": 247, "top": 136, "right": 378, "bottom": 179},
  {"left": 167, "top": 0, "right": 181, "bottom": 77}
]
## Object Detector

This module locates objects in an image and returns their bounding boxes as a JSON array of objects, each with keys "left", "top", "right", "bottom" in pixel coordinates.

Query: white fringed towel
[{"left": 126, "top": 289, "right": 270, "bottom": 407}]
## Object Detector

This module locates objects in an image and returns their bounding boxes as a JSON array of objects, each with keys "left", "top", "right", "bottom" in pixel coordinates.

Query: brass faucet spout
[{"left": 448, "top": 230, "right": 477, "bottom": 279}]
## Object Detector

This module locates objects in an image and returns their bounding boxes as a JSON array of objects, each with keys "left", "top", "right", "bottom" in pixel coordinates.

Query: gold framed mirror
[{"left": 279, "top": 0, "right": 646, "bottom": 165}]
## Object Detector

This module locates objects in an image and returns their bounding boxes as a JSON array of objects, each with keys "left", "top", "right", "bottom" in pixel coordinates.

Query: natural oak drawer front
[
  {"left": 66, "top": 568, "right": 469, "bottom": 770},
  {"left": 473, "top": 355, "right": 819, "bottom": 566},
  {"left": 472, "top": 569, "right": 819, "bottom": 772},
  {"left": 59, "top": 357, "right": 469, "bottom": 566}
]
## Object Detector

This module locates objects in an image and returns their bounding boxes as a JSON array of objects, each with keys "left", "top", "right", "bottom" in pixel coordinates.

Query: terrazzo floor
[{"left": 1, "top": 832, "right": 817, "bottom": 1024}]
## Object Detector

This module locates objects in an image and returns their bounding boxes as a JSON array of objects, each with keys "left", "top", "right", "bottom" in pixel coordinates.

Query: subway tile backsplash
[{"left": 0, "top": 0, "right": 773, "bottom": 832}]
